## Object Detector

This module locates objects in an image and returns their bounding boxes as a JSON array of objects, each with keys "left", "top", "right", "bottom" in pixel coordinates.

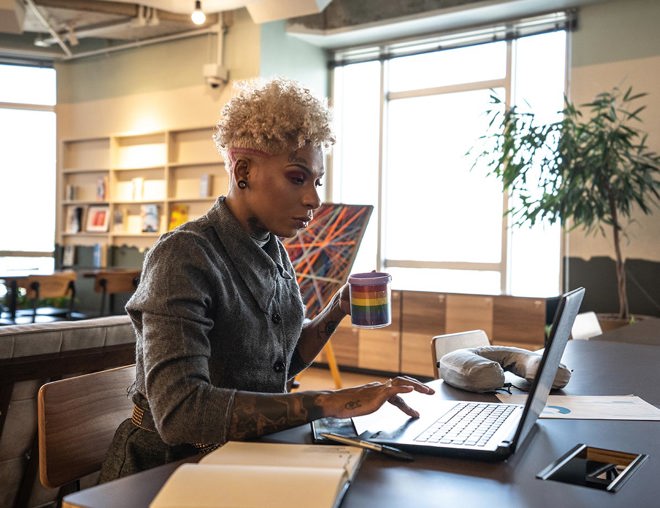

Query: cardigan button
[
  {"left": 273, "top": 360, "right": 285, "bottom": 373},
  {"left": 271, "top": 312, "right": 282, "bottom": 324}
]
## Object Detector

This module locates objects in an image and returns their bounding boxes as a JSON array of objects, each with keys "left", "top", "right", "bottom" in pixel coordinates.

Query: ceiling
[
  {"left": 0, "top": 0, "right": 332, "bottom": 63},
  {"left": 1, "top": 0, "right": 609, "bottom": 65}
]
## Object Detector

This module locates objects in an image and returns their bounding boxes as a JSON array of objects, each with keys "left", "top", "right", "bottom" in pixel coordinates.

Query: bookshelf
[{"left": 58, "top": 127, "right": 227, "bottom": 255}]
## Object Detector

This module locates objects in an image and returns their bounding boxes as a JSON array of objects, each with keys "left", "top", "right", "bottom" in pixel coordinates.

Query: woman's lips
[{"left": 293, "top": 216, "right": 311, "bottom": 228}]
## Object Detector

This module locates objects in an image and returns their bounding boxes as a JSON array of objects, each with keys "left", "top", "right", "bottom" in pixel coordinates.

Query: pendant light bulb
[{"left": 191, "top": 0, "right": 206, "bottom": 25}]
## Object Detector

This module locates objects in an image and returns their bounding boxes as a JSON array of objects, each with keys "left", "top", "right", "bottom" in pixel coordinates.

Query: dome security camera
[{"left": 203, "top": 63, "right": 228, "bottom": 89}]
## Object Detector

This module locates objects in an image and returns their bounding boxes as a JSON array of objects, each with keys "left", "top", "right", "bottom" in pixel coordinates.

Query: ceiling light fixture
[
  {"left": 191, "top": 0, "right": 206, "bottom": 25},
  {"left": 34, "top": 36, "right": 50, "bottom": 47}
]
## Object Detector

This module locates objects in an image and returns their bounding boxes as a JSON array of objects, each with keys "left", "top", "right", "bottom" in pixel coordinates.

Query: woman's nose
[{"left": 304, "top": 185, "right": 322, "bottom": 210}]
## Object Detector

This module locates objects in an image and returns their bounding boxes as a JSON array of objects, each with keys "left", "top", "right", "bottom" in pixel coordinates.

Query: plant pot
[{"left": 597, "top": 313, "right": 649, "bottom": 333}]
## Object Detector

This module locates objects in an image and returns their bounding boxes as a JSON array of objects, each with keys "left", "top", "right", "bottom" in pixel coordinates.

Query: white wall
[
  {"left": 56, "top": 9, "right": 261, "bottom": 139},
  {"left": 568, "top": 0, "right": 660, "bottom": 262}
]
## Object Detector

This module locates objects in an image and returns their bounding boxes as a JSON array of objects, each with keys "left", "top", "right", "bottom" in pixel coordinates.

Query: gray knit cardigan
[{"left": 126, "top": 197, "right": 308, "bottom": 446}]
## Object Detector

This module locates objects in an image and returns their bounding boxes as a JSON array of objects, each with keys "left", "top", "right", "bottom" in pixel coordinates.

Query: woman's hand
[
  {"left": 338, "top": 283, "right": 351, "bottom": 315},
  {"left": 321, "top": 376, "right": 435, "bottom": 419}
]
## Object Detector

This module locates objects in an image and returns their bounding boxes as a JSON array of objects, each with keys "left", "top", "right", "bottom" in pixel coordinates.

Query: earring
[{"left": 237, "top": 180, "right": 247, "bottom": 189}]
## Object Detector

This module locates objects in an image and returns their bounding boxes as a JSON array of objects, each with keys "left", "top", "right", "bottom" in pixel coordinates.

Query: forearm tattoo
[
  {"left": 228, "top": 391, "right": 326, "bottom": 441},
  {"left": 323, "top": 320, "right": 339, "bottom": 338},
  {"left": 344, "top": 400, "right": 362, "bottom": 410}
]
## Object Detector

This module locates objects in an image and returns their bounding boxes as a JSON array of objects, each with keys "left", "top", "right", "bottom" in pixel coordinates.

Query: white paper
[{"left": 495, "top": 394, "right": 660, "bottom": 420}]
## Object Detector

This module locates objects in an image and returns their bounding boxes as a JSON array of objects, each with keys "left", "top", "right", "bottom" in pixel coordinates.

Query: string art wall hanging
[{"left": 282, "top": 203, "right": 373, "bottom": 318}]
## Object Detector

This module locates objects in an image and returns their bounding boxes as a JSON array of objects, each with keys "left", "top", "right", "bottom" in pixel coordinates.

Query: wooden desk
[
  {"left": 1, "top": 269, "right": 57, "bottom": 321},
  {"left": 62, "top": 336, "right": 660, "bottom": 508}
]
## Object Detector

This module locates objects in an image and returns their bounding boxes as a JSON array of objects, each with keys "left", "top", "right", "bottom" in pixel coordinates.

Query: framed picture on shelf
[{"left": 86, "top": 205, "right": 110, "bottom": 232}]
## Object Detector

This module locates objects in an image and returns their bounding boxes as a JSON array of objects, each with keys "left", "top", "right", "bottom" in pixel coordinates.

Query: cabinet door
[
  {"left": 358, "top": 291, "right": 401, "bottom": 372},
  {"left": 326, "top": 319, "right": 359, "bottom": 367},
  {"left": 445, "top": 294, "right": 494, "bottom": 338},
  {"left": 401, "top": 292, "right": 446, "bottom": 377},
  {"left": 492, "top": 296, "right": 546, "bottom": 350}
]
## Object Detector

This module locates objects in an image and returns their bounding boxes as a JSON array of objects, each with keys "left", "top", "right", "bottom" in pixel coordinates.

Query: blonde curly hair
[{"left": 213, "top": 77, "right": 335, "bottom": 169}]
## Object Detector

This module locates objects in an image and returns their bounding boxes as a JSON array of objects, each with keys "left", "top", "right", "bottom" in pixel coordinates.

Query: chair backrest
[
  {"left": 431, "top": 329, "right": 491, "bottom": 378},
  {"left": 571, "top": 311, "right": 602, "bottom": 340},
  {"left": 22, "top": 271, "right": 77, "bottom": 300},
  {"left": 93, "top": 270, "right": 140, "bottom": 316},
  {"left": 37, "top": 365, "right": 135, "bottom": 489},
  {"left": 20, "top": 271, "right": 78, "bottom": 322}
]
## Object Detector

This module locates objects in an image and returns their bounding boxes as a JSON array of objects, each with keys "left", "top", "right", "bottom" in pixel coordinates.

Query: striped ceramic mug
[{"left": 348, "top": 272, "right": 392, "bottom": 328}]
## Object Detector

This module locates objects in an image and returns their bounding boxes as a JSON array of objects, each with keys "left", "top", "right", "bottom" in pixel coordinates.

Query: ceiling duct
[
  {"left": 246, "top": 0, "right": 332, "bottom": 24},
  {"left": 0, "top": 0, "right": 26, "bottom": 33}
]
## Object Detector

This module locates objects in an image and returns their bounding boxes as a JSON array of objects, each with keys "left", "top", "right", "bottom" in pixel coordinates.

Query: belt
[{"left": 131, "top": 405, "right": 220, "bottom": 453}]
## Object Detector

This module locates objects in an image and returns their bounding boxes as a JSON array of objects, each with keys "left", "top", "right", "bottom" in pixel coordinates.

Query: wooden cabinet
[
  {"left": 400, "top": 292, "right": 445, "bottom": 378},
  {"left": 58, "top": 127, "right": 226, "bottom": 254},
  {"left": 358, "top": 291, "right": 401, "bottom": 372},
  {"left": 327, "top": 319, "right": 359, "bottom": 367},
  {"left": 445, "top": 294, "right": 494, "bottom": 338},
  {"left": 492, "top": 296, "right": 546, "bottom": 350},
  {"left": 325, "top": 290, "right": 549, "bottom": 379}
]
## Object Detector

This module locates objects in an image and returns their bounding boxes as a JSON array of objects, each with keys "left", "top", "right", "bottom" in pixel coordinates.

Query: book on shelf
[
  {"left": 168, "top": 203, "right": 189, "bottom": 230},
  {"left": 150, "top": 441, "right": 364, "bottom": 508},
  {"left": 96, "top": 175, "right": 108, "bottom": 201},
  {"left": 199, "top": 173, "right": 213, "bottom": 197},
  {"left": 62, "top": 245, "right": 75, "bottom": 267},
  {"left": 141, "top": 204, "right": 159, "bottom": 233},
  {"left": 65, "top": 184, "right": 77, "bottom": 201},
  {"left": 113, "top": 207, "right": 127, "bottom": 233},
  {"left": 143, "top": 179, "right": 166, "bottom": 201},
  {"left": 132, "top": 176, "right": 145, "bottom": 200},
  {"left": 92, "top": 243, "right": 106, "bottom": 268},
  {"left": 65, "top": 206, "right": 84, "bottom": 233}
]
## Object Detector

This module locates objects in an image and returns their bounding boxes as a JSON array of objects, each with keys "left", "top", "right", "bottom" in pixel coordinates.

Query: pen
[{"left": 320, "top": 432, "right": 414, "bottom": 461}]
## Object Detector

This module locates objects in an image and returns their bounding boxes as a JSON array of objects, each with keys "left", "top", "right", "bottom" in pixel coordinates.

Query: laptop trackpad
[{"left": 352, "top": 390, "right": 457, "bottom": 440}]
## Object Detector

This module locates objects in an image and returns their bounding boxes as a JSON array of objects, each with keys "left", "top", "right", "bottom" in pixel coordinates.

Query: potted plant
[{"left": 469, "top": 86, "right": 660, "bottom": 324}]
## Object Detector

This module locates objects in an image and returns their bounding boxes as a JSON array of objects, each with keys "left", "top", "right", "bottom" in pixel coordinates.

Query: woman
[{"left": 99, "top": 78, "right": 433, "bottom": 481}]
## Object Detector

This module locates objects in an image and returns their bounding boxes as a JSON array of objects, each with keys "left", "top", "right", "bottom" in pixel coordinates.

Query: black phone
[{"left": 311, "top": 417, "right": 357, "bottom": 443}]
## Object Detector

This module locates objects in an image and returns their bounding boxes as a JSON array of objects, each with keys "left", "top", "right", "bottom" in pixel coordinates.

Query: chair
[
  {"left": 17, "top": 271, "right": 79, "bottom": 323},
  {"left": 431, "top": 329, "right": 491, "bottom": 378},
  {"left": 571, "top": 311, "right": 603, "bottom": 340},
  {"left": 93, "top": 270, "right": 140, "bottom": 316},
  {"left": 37, "top": 365, "right": 135, "bottom": 497}
]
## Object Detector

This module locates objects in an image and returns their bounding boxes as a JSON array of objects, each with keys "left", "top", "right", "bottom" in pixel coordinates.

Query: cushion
[{"left": 439, "top": 345, "right": 571, "bottom": 393}]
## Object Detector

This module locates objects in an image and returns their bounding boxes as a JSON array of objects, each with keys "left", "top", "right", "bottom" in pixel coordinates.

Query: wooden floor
[{"left": 294, "top": 365, "right": 389, "bottom": 391}]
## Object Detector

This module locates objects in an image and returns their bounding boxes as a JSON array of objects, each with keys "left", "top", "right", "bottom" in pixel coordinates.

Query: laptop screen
[{"left": 511, "top": 287, "right": 585, "bottom": 451}]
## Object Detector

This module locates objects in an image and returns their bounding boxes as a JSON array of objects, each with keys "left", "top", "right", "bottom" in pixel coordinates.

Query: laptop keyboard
[{"left": 415, "top": 402, "right": 516, "bottom": 447}]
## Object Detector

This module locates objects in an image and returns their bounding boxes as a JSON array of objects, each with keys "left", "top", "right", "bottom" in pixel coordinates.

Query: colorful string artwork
[{"left": 282, "top": 203, "right": 373, "bottom": 318}]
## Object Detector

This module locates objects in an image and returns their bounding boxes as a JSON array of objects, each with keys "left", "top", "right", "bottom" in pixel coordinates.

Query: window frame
[
  {"left": 329, "top": 18, "right": 569, "bottom": 296},
  {"left": 0, "top": 64, "right": 57, "bottom": 264}
]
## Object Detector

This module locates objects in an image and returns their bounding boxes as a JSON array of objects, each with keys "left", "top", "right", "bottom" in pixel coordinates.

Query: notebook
[
  {"left": 352, "top": 287, "right": 585, "bottom": 461},
  {"left": 150, "top": 441, "right": 364, "bottom": 508}
]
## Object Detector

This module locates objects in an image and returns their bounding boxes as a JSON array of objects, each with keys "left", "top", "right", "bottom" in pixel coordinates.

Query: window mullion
[{"left": 387, "top": 79, "right": 506, "bottom": 101}]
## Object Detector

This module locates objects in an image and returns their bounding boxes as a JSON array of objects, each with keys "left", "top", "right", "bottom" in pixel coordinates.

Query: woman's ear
[{"left": 232, "top": 157, "right": 250, "bottom": 183}]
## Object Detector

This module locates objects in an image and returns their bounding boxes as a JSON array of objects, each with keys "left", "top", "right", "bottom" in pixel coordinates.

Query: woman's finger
[
  {"left": 389, "top": 376, "right": 435, "bottom": 394},
  {"left": 388, "top": 394, "right": 420, "bottom": 418}
]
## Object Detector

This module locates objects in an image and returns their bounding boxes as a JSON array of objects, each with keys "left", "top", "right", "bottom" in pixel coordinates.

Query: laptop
[{"left": 351, "top": 287, "right": 585, "bottom": 461}]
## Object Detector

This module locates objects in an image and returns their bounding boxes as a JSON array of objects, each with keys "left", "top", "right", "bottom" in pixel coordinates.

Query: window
[
  {"left": 0, "top": 64, "right": 56, "bottom": 274},
  {"left": 331, "top": 17, "right": 568, "bottom": 297}
]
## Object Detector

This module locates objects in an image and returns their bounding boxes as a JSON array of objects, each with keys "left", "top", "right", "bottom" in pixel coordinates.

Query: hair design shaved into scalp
[{"left": 213, "top": 77, "right": 335, "bottom": 170}]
